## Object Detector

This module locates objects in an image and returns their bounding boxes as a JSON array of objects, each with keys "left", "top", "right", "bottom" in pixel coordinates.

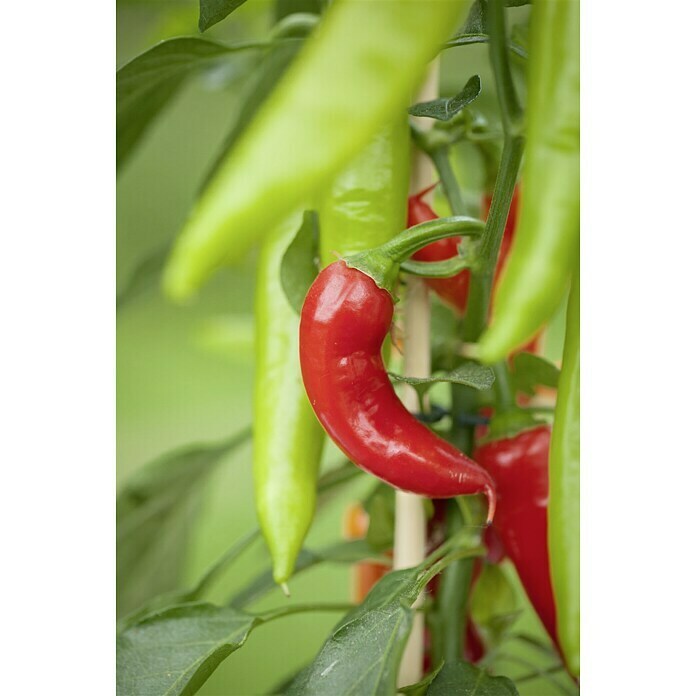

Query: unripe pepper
[
  {"left": 163, "top": 0, "right": 467, "bottom": 301},
  {"left": 549, "top": 264, "right": 580, "bottom": 676},
  {"left": 478, "top": 0, "right": 580, "bottom": 362},
  {"left": 474, "top": 425, "right": 557, "bottom": 645},
  {"left": 299, "top": 258, "right": 496, "bottom": 519},
  {"left": 253, "top": 216, "right": 325, "bottom": 585}
]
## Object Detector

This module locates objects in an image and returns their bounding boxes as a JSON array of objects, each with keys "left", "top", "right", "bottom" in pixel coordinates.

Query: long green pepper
[
  {"left": 253, "top": 215, "right": 325, "bottom": 586},
  {"left": 549, "top": 262, "right": 580, "bottom": 677},
  {"left": 478, "top": 0, "right": 580, "bottom": 363},
  {"left": 318, "top": 119, "right": 410, "bottom": 265},
  {"left": 163, "top": 0, "right": 467, "bottom": 301}
]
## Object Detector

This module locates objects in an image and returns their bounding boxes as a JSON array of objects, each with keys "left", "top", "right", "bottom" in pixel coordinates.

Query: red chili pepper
[
  {"left": 409, "top": 189, "right": 470, "bottom": 314},
  {"left": 473, "top": 425, "right": 557, "bottom": 643},
  {"left": 407, "top": 186, "right": 522, "bottom": 318},
  {"left": 300, "top": 260, "right": 497, "bottom": 519}
]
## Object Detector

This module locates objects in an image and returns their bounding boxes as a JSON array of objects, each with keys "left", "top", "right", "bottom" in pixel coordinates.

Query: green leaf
[
  {"left": 363, "top": 483, "right": 395, "bottom": 550},
  {"left": 425, "top": 661, "right": 519, "bottom": 695},
  {"left": 117, "top": 602, "right": 259, "bottom": 696},
  {"left": 118, "top": 529, "right": 260, "bottom": 633},
  {"left": 409, "top": 76, "right": 481, "bottom": 121},
  {"left": 390, "top": 363, "right": 495, "bottom": 400},
  {"left": 511, "top": 352, "right": 560, "bottom": 396},
  {"left": 229, "top": 539, "right": 386, "bottom": 608},
  {"left": 116, "top": 428, "right": 251, "bottom": 617},
  {"left": 445, "top": 1, "right": 528, "bottom": 59},
  {"left": 117, "top": 245, "right": 168, "bottom": 311},
  {"left": 400, "top": 661, "right": 445, "bottom": 695},
  {"left": 469, "top": 564, "right": 521, "bottom": 648},
  {"left": 199, "top": 0, "right": 248, "bottom": 32},
  {"left": 281, "top": 211, "right": 320, "bottom": 314},
  {"left": 117, "top": 37, "right": 267, "bottom": 169},
  {"left": 286, "top": 567, "right": 424, "bottom": 695}
]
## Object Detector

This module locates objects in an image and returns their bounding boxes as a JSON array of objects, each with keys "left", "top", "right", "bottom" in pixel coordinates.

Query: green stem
[
  {"left": 487, "top": 0, "right": 523, "bottom": 135},
  {"left": 400, "top": 255, "right": 472, "bottom": 279},
  {"left": 259, "top": 602, "right": 355, "bottom": 623},
  {"left": 436, "top": 502, "right": 474, "bottom": 663},
  {"left": 431, "top": 147, "right": 468, "bottom": 216},
  {"left": 492, "top": 362, "right": 514, "bottom": 412},
  {"left": 344, "top": 216, "right": 484, "bottom": 293}
]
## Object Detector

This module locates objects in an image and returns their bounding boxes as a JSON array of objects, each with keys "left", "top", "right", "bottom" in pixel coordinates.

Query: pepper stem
[{"left": 344, "top": 216, "right": 484, "bottom": 294}]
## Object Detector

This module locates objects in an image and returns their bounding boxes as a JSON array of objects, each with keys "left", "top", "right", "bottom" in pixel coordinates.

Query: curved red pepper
[
  {"left": 409, "top": 190, "right": 470, "bottom": 314},
  {"left": 473, "top": 426, "right": 557, "bottom": 643},
  {"left": 300, "top": 261, "right": 496, "bottom": 519}
]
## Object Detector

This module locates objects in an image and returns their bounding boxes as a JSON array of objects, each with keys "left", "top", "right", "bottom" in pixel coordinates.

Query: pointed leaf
[
  {"left": 117, "top": 428, "right": 251, "bottom": 616},
  {"left": 281, "top": 211, "right": 320, "bottom": 314},
  {"left": 408, "top": 76, "right": 481, "bottom": 121},
  {"left": 511, "top": 352, "right": 560, "bottom": 396},
  {"left": 400, "top": 661, "right": 445, "bottom": 695},
  {"left": 116, "top": 602, "right": 259, "bottom": 696},
  {"left": 390, "top": 363, "right": 495, "bottom": 399},
  {"left": 425, "top": 661, "right": 519, "bottom": 696},
  {"left": 199, "top": 0, "right": 248, "bottom": 32},
  {"left": 286, "top": 567, "right": 423, "bottom": 695},
  {"left": 117, "top": 37, "right": 268, "bottom": 168}
]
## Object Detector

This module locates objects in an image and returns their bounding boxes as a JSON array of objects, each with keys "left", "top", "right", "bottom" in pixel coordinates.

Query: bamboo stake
[{"left": 395, "top": 60, "right": 439, "bottom": 687}]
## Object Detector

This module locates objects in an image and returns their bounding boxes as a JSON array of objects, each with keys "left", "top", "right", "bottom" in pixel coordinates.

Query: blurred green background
[{"left": 117, "top": 2, "right": 571, "bottom": 694}]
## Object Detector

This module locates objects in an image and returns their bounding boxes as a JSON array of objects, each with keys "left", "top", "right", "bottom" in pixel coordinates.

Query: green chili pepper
[
  {"left": 163, "top": 0, "right": 467, "bottom": 301},
  {"left": 253, "top": 215, "right": 325, "bottom": 586},
  {"left": 548, "top": 263, "right": 580, "bottom": 676},
  {"left": 477, "top": 0, "right": 579, "bottom": 363},
  {"left": 318, "top": 119, "right": 410, "bottom": 266}
]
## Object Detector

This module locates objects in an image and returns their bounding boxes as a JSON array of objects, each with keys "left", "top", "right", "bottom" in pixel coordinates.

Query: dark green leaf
[
  {"left": 469, "top": 564, "right": 521, "bottom": 648},
  {"left": 199, "top": 0, "right": 248, "bottom": 32},
  {"left": 116, "top": 245, "right": 168, "bottom": 311},
  {"left": 118, "top": 529, "right": 260, "bottom": 633},
  {"left": 364, "top": 483, "right": 395, "bottom": 550},
  {"left": 461, "top": 0, "right": 486, "bottom": 35},
  {"left": 117, "top": 428, "right": 251, "bottom": 617},
  {"left": 426, "top": 661, "right": 519, "bottom": 696},
  {"left": 281, "top": 211, "right": 320, "bottom": 314},
  {"left": 409, "top": 76, "right": 481, "bottom": 121},
  {"left": 445, "top": 1, "right": 528, "bottom": 59},
  {"left": 400, "top": 661, "right": 445, "bottom": 695},
  {"left": 229, "top": 539, "right": 386, "bottom": 608},
  {"left": 511, "top": 352, "right": 560, "bottom": 396},
  {"left": 390, "top": 363, "right": 495, "bottom": 399},
  {"left": 117, "top": 602, "right": 259, "bottom": 696},
  {"left": 286, "top": 567, "right": 424, "bottom": 696},
  {"left": 117, "top": 37, "right": 267, "bottom": 169}
]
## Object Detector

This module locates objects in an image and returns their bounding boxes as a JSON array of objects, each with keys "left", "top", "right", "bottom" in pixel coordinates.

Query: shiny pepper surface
[
  {"left": 300, "top": 261, "right": 496, "bottom": 518},
  {"left": 474, "top": 426, "right": 557, "bottom": 644}
]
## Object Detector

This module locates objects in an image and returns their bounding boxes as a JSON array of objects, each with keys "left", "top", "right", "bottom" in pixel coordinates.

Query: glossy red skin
[
  {"left": 300, "top": 261, "right": 496, "bottom": 515},
  {"left": 409, "top": 194, "right": 470, "bottom": 314},
  {"left": 474, "top": 426, "right": 557, "bottom": 643}
]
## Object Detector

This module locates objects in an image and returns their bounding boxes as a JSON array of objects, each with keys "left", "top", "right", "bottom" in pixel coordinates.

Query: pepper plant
[{"left": 116, "top": 0, "right": 579, "bottom": 694}]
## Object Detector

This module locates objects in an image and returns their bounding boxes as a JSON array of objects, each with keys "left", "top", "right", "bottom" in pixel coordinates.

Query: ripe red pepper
[
  {"left": 300, "top": 260, "right": 497, "bottom": 519},
  {"left": 407, "top": 186, "right": 521, "bottom": 317},
  {"left": 409, "top": 189, "right": 470, "bottom": 314},
  {"left": 473, "top": 426, "right": 557, "bottom": 643}
]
